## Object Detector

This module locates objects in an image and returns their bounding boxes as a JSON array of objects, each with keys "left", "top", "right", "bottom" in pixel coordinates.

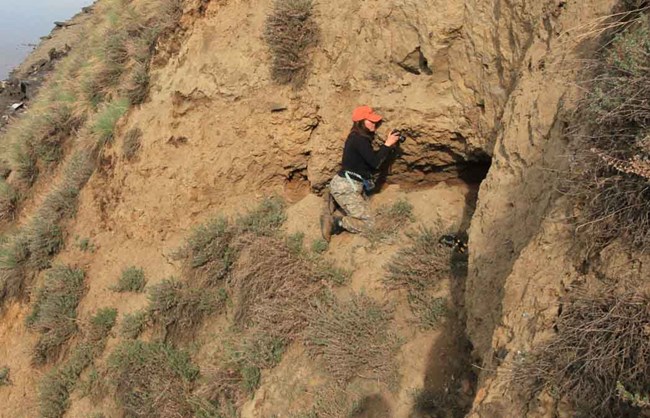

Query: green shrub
[
  {"left": 76, "top": 237, "right": 95, "bottom": 252},
  {"left": 0, "top": 366, "right": 9, "bottom": 386},
  {"left": 93, "top": 98, "right": 129, "bottom": 145},
  {"left": 0, "top": 180, "right": 17, "bottom": 221},
  {"left": 38, "top": 306, "right": 116, "bottom": 418},
  {"left": 306, "top": 293, "right": 401, "bottom": 383},
  {"left": 107, "top": 340, "right": 199, "bottom": 418},
  {"left": 125, "top": 63, "right": 150, "bottom": 105},
  {"left": 264, "top": 0, "right": 319, "bottom": 87},
  {"left": 236, "top": 195, "right": 287, "bottom": 236},
  {"left": 311, "top": 238, "right": 328, "bottom": 254},
  {"left": 182, "top": 217, "right": 236, "bottom": 285},
  {"left": 147, "top": 278, "right": 226, "bottom": 342},
  {"left": 286, "top": 231, "right": 305, "bottom": 255},
  {"left": 24, "top": 218, "right": 64, "bottom": 270},
  {"left": 27, "top": 266, "right": 85, "bottom": 365},
  {"left": 113, "top": 266, "right": 146, "bottom": 292},
  {"left": 122, "top": 127, "right": 142, "bottom": 160},
  {"left": 11, "top": 141, "right": 39, "bottom": 187},
  {"left": 120, "top": 310, "right": 148, "bottom": 339}
]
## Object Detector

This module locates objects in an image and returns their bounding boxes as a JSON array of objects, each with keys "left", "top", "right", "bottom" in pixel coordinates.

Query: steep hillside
[{"left": 1, "top": 0, "right": 649, "bottom": 417}]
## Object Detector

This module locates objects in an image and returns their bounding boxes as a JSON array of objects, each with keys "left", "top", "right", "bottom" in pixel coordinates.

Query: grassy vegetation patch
[
  {"left": 107, "top": 340, "right": 199, "bottom": 418},
  {"left": 27, "top": 266, "right": 85, "bottom": 365},
  {"left": 113, "top": 266, "right": 146, "bottom": 292},
  {"left": 264, "top": 0, "right": 319, "bottom": 87},
  {"left": 147, "top": 278, "right": 227, "bottom": 342},
  {"left": 122, "top": 127, "right": 143, "bottom": 160},
  {"left": 514, "top": 289, "right": 650, "bottom": 416},
  {"left": 567, "top": 14, "right": 650, "bottom": 252},
  {"left": 0, "top": 366, "right": 9, "bottom": 386},
  {"left": 306, "top": 293, "right": 401, "bottom": 384},
  {"left": 236, "top": 195, "right": 287, "bottom": 236},
  {"left": 93, "top": 98, "right": 129, "bottom": 145},
  {"left": 365, "top": 198, "right": 415, "bottom": 244},
  {"left": 181, "top": 216, "right": 237, "bottom": 286},
  {"left": 231, "top": 236, "right": 325, "bottom": 341},
  {"left": 0, "top": 180, "right": 18, "bottom": 222},
  {"left": 119, "top": 310, "right": 148, "bottom": 340},
  {"left": 38, "top": 307, "right": 116, "bottom": 418}
]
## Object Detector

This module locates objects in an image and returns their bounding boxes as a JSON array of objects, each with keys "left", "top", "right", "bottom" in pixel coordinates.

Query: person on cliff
[{"left": 320, "top": 105, "right": 400, "bottom": 241}]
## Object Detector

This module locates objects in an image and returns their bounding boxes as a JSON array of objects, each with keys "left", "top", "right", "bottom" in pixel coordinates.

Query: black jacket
[{"left": 339, "top": 131, "right": 394, "bottom": 180}]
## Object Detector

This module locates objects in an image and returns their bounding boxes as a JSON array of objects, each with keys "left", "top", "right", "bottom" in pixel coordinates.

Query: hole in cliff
[
  {"left": 284, "top": 168, "right": 310, "bottom": 203},
  {"left": 379, "top": 152, "right": 491, "bottom": 192}
]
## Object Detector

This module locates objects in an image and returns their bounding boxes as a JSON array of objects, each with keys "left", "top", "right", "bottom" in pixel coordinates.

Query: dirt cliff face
[{"left": 0, "top": 0, "right": 630, "bottom": 416}]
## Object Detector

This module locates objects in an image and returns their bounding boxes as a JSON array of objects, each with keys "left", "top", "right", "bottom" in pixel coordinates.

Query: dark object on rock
[
  {"left": 3, "top": 79, "right": 28, "bottom": 101},
  {"left": 397, "top": 46, "right": 433, "bottom": 75},
  {"left": 269, "top": 102, "right": 288, "bottom": 112},
  {"left": 82, "top": 5, "right": 94, "bottom": 13},
  {"left": 167, "top": 136, "right": 188, "bottom": 147},
  {"left": 53, "top": 21, "right": 75, "bottom": 28},
  {"left": 439, "top": 234, "right": 467, "bottom": 253},
  {"left": 48, "top": 44, "right": 71, "bottom": 61}
]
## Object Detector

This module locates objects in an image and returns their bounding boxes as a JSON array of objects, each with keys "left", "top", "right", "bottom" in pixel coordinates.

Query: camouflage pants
[{"left": 329, "top": 174, "right": 373, "bottom": 233}]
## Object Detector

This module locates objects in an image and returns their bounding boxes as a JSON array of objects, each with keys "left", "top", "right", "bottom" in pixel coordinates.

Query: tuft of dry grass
[
  {"left": 0, "top": 180, "right": 18, "bottom": 222},
  {"left": 107, "top": 340, "right": 199, "bottom": 418},
  {"left": 305, "top": 293, "right": 401, "bottom": 384},
  {"left": 38, "top": 307, "right": 116, "bottom": 418},
  {"left": 147, "top": 278, "right": 227, "bottom": 343},
  {"left": 113, "top": 266, "right": 146, "bottom": 292},
  {"left": 264, "top": 0, "right": 319, "bottom": 87},
  {"left": 384, "top": 226, "right": 452, "bottom": 291},
  {"left": 566, "top": 14, "right": 650, "bottom": 252},
  {"left": 365, "top": 198, "right": 415, "bottom": 244},
  {"left": 230, "top": 236, "right": 324, "bottom": 341},
  {"left": 236, "top": 195, "right": 287, "bottom": 236},
  {"left": 119, "top": 310, "right": 148, "bottom": 340},
  {"left": 0, "top": 366, "right": 9, "bottom": 386},
  {"left": 513, "top": 288, "right": 650, "bottom": 416},
  {"left": 181, "top": 217, "right": 237, "bottom": 286},
  {"left": 122, "top": 127, "right": 142, "bottom": 160},
  {"left": 26, "top": 266, "right": 86, "bottom": 365}
]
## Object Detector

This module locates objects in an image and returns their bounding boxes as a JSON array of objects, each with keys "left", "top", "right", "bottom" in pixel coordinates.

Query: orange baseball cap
[{"left": 351, "top": 105, "right": 382, "bottom": 123}]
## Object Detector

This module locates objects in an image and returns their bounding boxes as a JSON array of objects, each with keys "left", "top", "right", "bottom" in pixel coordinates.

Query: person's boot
[
  {"left": 320, "top": 213, "right": 334, "bottom": 242},
  {"left": 320, "top": 215, "right": 343, "bottom": 242}
]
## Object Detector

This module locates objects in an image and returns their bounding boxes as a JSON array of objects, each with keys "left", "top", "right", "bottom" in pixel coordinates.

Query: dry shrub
[
  {"left": 0, "top": 180, "right": 17, "bottom": 222},
  {"left": 567, "top": 14, "right": 650, "bottom": 252},
  {"left": 26, "top": 266, "right": 86, "bottom": 365},
  {"left": 264, "top": 0, "right": 319, "bottom": 87},
  {"left": 365, "top": 198, "right": 415, "bottom": 244},
  {"left": 514, "top": 288, "right": 650, "bottom": 416},
  {"left": 38, "top": 308, "right": 116, "bottom": 418},
  {"left": 113, "top": 266, "right": 146, "bottom": 292},
  {"left": 181, "top": 217, "right": 237, "bottom": 286},
  {"left": 230, "top": 236, "right": 324, "bottom": 340},
  {"left": 0, "top": 366, "right": 9, "bottom": 386},
  {"left": 147, "top": 278, "right": 227, "bottom": 343},
  {"left": 384, "top": 226, "right": 452, "bottom": 291},
  {"left": 235, "top": 195, "right": 287, "bottom": 236},
  {"left": 122, "top": 127, "right": 142, "bottom": 160},
  {"left": 119, "top": 310, "right": 148, "bottom": 339},
  {"left": 305, "top": 293, "right": 401, "bottom": 384},
  {"left": 107, "top": 340, "right": 199, "bottom": 418}
]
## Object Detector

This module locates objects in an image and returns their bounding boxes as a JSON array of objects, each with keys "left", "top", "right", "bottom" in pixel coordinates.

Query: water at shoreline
[{"left": 0, "top": 0, "right": 94, "bottom": 80}]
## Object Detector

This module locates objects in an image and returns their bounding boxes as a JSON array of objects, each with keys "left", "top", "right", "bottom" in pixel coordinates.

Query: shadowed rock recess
[{"left": 1, "top": 0, "right": 648, "bottom": 417}]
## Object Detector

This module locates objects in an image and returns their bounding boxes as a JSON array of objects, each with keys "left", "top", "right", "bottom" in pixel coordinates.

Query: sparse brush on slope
[
  {"left": 26, "top": 266, "right": 86, "bottom": 365},
  {"left": 364, "top": 198, "right": 415, "bottom": 244},
  {"left": 38, "top": 308, "right": 116, "bottom": 418},
  {"left": 305, "top": 293, "right": 401, "bottom": 384},
  {"left": 119, "top": 309, "right": 148, "bottom": 339},
  {"left": 514, "top": 288, "right": 650, "bottom": 416},
  {"left": 567, "top": 13, "right": 650, "bottom": 252},
  {"left": 113, "top": 266, "right": 146, "bottom": 292},
  {"left": 147, "top": 278, "right": 227, "bottom": 343},
  {"left": 264, "top": 0, "right": 319, "bottom": 87},
  {"left": 107, "top": 340, "right": 199, "bottom": 418}
]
